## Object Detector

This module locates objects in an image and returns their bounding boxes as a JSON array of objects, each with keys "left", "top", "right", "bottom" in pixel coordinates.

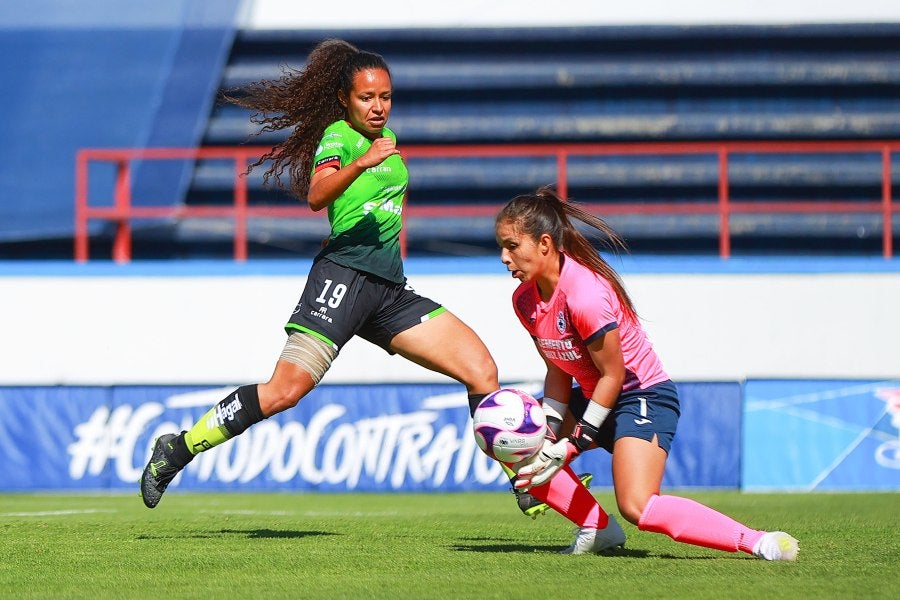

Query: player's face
[
  {"left": 496, "top": 219, "right": 551, "bottom": 283},
  {"left": 341, "top": 68, "right": 392, "bottom": 139}
]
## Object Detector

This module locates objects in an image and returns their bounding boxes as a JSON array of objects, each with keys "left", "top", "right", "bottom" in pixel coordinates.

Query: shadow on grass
[
  {"left": 451, "top": 537, "right": 650, "bottom": 557},
  {"left": 137, "top": 529, "right": 337, "bottom": 540},
  {"left": 654, "top": 552, "right": 747, "bottom": 561}
]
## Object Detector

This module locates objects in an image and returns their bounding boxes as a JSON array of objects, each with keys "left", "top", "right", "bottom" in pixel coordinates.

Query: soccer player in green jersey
[{"left": 139, "top": 39, "right": 589, "bottom": 523}]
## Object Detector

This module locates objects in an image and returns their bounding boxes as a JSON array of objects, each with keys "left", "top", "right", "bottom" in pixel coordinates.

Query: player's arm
[
  {"left": 550, "top": 326, "right": 623, "bottom": 454},
  {"left": 538, "top": 347, "right": 574, "bottom": 439},
  {"left": 517, "top": 326, "right": 624, "bottom": 490},
  {"left": 512, "top": 344, "right": 571, "bottom": 484},
  {"left": 307, "top": 137, "right": 399, "bottom": 211},
  {"left": 584, "top": 326, "right": 625, "bottom": 419}
]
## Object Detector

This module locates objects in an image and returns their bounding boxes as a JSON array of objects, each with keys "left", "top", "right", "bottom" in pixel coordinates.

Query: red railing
[{"left": 75, "top": 140, "right": 899, "bottom": 262}]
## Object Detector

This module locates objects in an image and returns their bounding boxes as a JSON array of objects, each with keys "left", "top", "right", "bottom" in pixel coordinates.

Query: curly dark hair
[{"left": 222, "top": 39, "right": 391, "bottom": 199}]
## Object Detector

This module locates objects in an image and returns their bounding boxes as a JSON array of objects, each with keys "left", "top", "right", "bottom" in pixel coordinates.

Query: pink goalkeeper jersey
[{"left": 512, "top": 254, "right": 669, "bottom": 397}]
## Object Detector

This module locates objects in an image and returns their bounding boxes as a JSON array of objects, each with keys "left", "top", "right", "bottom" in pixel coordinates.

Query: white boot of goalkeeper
[{"left": 560, "top": 514, "right": 626, "bottom": 554}]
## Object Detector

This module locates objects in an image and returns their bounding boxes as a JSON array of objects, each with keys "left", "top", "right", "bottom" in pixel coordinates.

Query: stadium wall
[
  {"left": 0, "top": 1, "right": 240, "bottom": 243},
  {"left": 1, "top": 257, "right": 898, "bottom": 492},
  {"left": 2, "top": 257, "right": 898, "bottom": 385},
  {"left": 240, "top": 0, "right": 900, "bottom": 29}
]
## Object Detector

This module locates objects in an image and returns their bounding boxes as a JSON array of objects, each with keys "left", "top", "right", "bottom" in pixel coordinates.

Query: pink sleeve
[{"left": 567, "top": 276, "right": 619, "bottom": 341}]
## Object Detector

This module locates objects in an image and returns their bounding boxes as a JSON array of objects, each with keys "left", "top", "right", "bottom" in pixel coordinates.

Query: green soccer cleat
[
  {"left": 139, "top": 433, "right": 185, "bottom": 509},
  {"left": 514, "top": 473, "right": 594, "bottom": 519}
]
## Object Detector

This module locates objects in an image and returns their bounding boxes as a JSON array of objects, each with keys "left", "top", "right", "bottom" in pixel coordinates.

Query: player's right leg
[
  {"left": 140, "top": 341, "right": 326, "bottom": 508},
  {"left": 560, "top": 514, "right": 626, "bottom": 554},
  {"left": 141, "top": 260, "right": 351, "bottom": 508},
  {"left": 525, "top": 464, "right": 624, "bottom": 553},
  {"left": 140, "top": 382, "right": 267, "bottom": 508},
  {"left": 510, "top": 467, "right": 594, "bottom": 519}
]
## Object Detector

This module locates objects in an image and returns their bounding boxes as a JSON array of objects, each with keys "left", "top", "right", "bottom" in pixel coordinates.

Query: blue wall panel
[
  {"left": 0, "top": 1, "right": 239, "bottom": 242},
  {"left": 0, "top": 382, "right": 742, "bottom": 492},
  {"left": 743, "top": 379, "right": 900, "bottom": 490}
]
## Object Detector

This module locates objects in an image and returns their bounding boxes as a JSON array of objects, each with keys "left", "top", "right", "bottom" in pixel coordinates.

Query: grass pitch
[{"left": 0, "top": 490, "right": 896, "bottom": 599}]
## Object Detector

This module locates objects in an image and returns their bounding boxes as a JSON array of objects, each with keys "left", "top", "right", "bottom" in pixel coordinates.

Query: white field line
[
  {"left": 0, "top": 509, "right": 117, "bottom": 517},
  {"left": 201, "top": 509, "right": 402, "bottom": 517}
]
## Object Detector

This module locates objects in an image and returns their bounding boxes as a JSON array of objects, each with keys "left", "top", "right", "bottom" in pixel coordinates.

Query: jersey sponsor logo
[
  {"left": 315, "top": 155, "right": 340, "bottom": 167},
  {"left": 309, "top": 306, "right": 334, "bottom": 324},
  {"left": 365, "top": 165, "right": 392, "bottom": 174},
  {"left": 536, "top": 337, "right": 582, "bottom": 361},
  {"left": 538, "top": 338, "right": 576, "bottom": 351},
  {"left": 207, "top": 394, "right": 242, "bottom": 429},
  {"left": 324, "top": 141, "right": 343, "bottom": 150},
  {"left": 363, "top": 198, "right": 403, "bottom": 216}
]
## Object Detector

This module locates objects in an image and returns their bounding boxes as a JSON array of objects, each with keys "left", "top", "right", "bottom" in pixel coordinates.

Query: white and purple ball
[{"left": 472, "top": 388, "right": 547, "bottom": 463}]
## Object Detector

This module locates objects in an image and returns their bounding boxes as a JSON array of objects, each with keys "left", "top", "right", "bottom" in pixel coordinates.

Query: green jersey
[{"left": 312, "top": 120, "right": 407, "bottom": 283}]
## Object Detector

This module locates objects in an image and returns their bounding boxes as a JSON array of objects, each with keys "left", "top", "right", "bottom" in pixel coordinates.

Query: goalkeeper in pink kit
[{"left": 497, "top": 187, "right": 799, "bottom": 560}]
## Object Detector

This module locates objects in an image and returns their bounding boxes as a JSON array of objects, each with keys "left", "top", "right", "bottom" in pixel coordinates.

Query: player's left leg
[
  {"left": 613, "top": 436, "right": 798, "bottom": 561},
  {"left": 390, "top": 309, "right": 498, "bottom": 397}
]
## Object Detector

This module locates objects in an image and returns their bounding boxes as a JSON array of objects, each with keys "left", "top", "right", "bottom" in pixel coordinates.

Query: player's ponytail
[{"left": 498, "top": 186, "right": 638, "bottom": 322}]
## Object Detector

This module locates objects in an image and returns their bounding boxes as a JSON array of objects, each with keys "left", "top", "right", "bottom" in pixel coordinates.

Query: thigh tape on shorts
[{"left": 279, "top": 331, "right": 337, "bottom": 384}]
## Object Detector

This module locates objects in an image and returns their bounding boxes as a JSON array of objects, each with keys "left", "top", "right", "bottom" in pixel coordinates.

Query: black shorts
[
  {"left": 285, "top": 258, "right": 445, "bottom": 353},
  {"left": 566, "top": 380, "right": 680, "bottom": 453}
]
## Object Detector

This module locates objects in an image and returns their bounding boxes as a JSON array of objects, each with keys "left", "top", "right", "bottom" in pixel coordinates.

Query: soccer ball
[{"left": 472, "top": 388, "right": 547, "bottom": 463}]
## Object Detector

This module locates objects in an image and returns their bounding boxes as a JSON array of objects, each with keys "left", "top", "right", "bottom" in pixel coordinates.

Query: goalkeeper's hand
[
  {"left": 513, "top": 419, "right": 602, "bottom": 491},
  {"left": 514, "top": 437, "right": 580, "bottom": 491},
  {"left": 511, "top": 438, "right": 554, "bottom": 492}
]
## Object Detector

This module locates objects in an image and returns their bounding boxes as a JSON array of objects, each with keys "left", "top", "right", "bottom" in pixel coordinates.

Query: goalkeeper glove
[{"left": 514, "top": 419, "right": 602, "bottom": 490}]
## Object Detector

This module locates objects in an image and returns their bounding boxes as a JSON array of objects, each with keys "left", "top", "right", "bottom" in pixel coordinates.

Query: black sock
[
  {"left": 169, "top": 432, "right": 196, "bottom": 467},
  {"left": 467, "top": 392, "right": 488, "bottom": 417},
  {"left": 183, "top": 384, "right": 266, "bottom": 455},
  {"left": 221, "top": 384, "right": 266, "bottom": 437}
]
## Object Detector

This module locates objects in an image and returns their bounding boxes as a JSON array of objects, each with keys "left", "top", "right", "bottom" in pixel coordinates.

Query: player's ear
[{"left": 539, "top": 233, "right": 554, "bottom": 255}]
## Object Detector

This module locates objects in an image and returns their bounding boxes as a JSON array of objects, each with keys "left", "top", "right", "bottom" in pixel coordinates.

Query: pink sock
[
  {"left": 528, "top": 465, "right": 608, "bottom": 529},
  {"left": 638, "top": 494, "right": 764, "bottom": 554}
]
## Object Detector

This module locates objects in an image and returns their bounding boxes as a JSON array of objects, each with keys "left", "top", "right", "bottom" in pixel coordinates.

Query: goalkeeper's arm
[
  {"left": 516, "top": 331, "right": 625, "bottom": 489},
  {"left": 540, "top": 359, "right": 576, "bottom": 439}
]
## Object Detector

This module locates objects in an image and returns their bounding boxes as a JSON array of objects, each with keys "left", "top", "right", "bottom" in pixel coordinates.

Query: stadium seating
[
  {"left": 192, "top": 24, "right": 900, "bottom": 256},
  {"left": 3, "top": 20, "right": 899, "bottom": 257}
]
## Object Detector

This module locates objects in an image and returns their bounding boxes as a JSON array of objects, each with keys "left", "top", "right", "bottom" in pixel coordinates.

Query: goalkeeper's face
[{"left": 496, "top": 219, "right": 556, "bottom": 284}]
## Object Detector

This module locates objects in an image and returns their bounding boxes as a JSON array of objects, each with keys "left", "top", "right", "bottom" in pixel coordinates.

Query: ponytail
[{"left": 497, "top": 186, "right": 638, "bottom": 322}]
